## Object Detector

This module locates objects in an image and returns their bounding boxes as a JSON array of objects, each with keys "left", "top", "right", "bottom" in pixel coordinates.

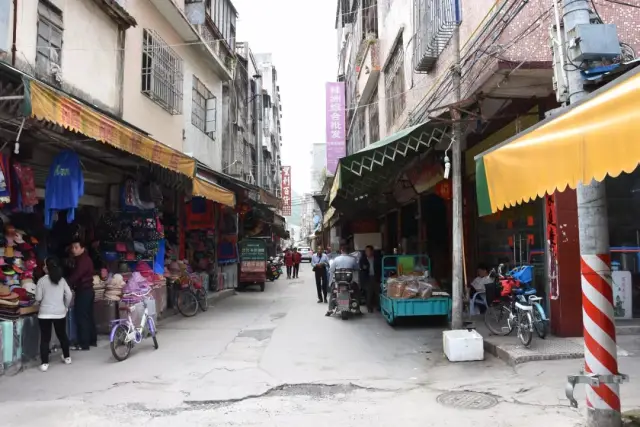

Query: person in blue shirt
[{"left": 311, "top": 247, "right": 329, "bottom": 303}]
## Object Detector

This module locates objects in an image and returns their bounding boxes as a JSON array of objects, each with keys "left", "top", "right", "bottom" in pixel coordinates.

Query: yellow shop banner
[{"left": 28, "top": 80, "right": 195, "bottom": 177}]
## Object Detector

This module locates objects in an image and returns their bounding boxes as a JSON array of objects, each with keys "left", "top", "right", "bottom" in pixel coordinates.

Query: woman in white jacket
[{"left": 35, "top": 256, "right": 73, "bottom": 372}]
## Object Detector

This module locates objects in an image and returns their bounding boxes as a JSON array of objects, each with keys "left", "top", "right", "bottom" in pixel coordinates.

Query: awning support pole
[
  {"left": 450, "top": 22, "right": 464, "bottom": 330},
  {"left": 562, "top": 1, "right": 624, "bottom": 425}
]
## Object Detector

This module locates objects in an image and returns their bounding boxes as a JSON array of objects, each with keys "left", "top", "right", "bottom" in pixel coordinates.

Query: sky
[{"left": 232, "top": 0, "right": 337, "bottom": 195}]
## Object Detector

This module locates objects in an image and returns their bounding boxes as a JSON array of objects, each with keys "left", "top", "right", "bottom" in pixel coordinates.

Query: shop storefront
[
  {"left": 0, "top": 62, "right": 209, "bottom": 373},
  {"left": 474, "top": 64, "right": 640, "bottom": 334}
]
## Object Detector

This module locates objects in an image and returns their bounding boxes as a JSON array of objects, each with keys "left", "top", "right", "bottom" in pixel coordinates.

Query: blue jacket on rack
[{"left": 45, "top": 150, "right": 84, "bottom": 228}]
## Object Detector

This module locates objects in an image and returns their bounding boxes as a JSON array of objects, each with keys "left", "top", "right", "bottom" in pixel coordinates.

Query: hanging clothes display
[
  {"left": 185, "top": 198, "right": 215, "bottom": 230},
  {"left": 0, "top": 153, "right": 11, "bottom": 204},
  {"left": 11, "top": 161, "right": 37, "bottom": 213},
  {"left": 44, "top": 150, "right": 84, "bottom": 228}
]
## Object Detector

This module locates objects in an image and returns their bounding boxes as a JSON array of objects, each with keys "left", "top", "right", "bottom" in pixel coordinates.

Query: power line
[{"left": 603, "top": 0, "right": 640, "bottom": 8}]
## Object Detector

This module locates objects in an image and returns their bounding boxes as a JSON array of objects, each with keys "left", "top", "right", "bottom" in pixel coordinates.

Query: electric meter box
[{"left": 568, "top": 24, "right": 621, "bottom": 62}]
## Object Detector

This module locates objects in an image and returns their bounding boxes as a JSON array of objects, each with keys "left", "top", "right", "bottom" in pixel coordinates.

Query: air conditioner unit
[{"left": 247, "top": 171, "right": 256, "bottom": 184}]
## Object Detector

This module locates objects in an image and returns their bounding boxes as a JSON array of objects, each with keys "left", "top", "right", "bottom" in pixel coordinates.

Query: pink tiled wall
[{"left": 377, "top": 0, "right": 640, "bottom": 136}]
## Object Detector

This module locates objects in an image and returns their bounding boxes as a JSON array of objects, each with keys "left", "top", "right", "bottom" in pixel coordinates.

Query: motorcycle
[
  {"left": 330, "top": 268, "right": 362, "bottom": 320},
  {"left": 267, "top": 258, "right": 282, "bottom": 281}
]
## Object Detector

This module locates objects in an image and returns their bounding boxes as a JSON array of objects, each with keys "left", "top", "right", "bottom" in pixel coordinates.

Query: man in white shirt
[{"left": 311, "top": 247, "right": 330, "bottom": 303}]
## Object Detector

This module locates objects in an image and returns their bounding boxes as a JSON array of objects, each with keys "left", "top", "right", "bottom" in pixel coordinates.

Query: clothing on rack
[{"left": 44, "top": 150, "right": 84, "bottom": 228}]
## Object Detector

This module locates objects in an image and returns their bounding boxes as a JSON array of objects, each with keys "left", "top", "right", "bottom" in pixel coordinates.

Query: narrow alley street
[{"left": 1, "top": 266, "right": 629, "bottom": 427}]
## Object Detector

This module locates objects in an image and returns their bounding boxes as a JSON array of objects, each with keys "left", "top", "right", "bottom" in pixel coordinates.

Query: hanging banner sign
[
  {"left": 546, "top": 194, "right": 559, "bottom": 300},
  {"left": 281, "top": 166, "right": 292, "bottom": 216},
  {"left": 325, "top": 82, "right": 346, "bottom": 175}
]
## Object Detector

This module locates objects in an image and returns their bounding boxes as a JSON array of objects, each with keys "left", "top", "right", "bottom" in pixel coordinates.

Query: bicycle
[
  {"left": 172, "top": 274, "right": 208, "bottom": 317},
  {"left": 484, "top": 265, "right": 545, "bottom": 347},
  {"left": 109, "top": 290, "right": 158, "bottom": 362}
]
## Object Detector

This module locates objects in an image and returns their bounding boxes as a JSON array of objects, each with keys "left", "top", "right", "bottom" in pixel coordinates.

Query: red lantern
[{"left": 435, "top": 180, "right": 452, "bottom": 200}]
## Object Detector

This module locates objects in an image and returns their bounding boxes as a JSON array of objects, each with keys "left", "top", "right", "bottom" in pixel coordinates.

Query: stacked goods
[
  {"left": 93, "top": 275, "right": 107, "bottom": 301},
  {"left": 104, "top": 274, "right": 126, "bottom": 302},
  {"left": 385, "top": 275, "right": 448, "bottom": 300}
]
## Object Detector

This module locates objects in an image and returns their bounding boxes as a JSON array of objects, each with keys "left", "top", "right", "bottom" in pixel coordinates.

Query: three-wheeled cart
[
  {"left": 379, "top": 254, "right": 452, "bottom": 326},
  {"left": 238, "top": 238, "right": 267, "bottom": 292}
]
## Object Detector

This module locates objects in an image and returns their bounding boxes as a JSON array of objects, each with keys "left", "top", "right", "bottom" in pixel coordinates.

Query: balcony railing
[{"left": 413, "top": 0, "right": 460, "bottom": 73}]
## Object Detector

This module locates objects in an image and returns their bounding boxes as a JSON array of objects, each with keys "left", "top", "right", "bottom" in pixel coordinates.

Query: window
[
  {"left": 36, "top": 1, "right": 63, "bottom": 82},
  {"left": 384, "top": 34, "right": 405, "bottom": 129},
  {"left": 368, "top": 87, "right": 380, "bottom": 144},
  {"left": 141, "top": 29, "right": 183, "bottom": 115},
  {"left": 206, "top": 0, "right": 236, "bottom": 50},
  {"left": 192, "top": 76, "right": 217, "bottom": 139}
]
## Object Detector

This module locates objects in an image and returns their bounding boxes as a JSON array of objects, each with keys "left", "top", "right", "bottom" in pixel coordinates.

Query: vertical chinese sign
[
  {"left": 281, "top": 166, "right": 292, "bottom": 216},
  {"left": 325, "top": 82, "right": 346, "bottom": 175},
  {"left": 546, "top": 194, "right": 559, "bottom": 300}
]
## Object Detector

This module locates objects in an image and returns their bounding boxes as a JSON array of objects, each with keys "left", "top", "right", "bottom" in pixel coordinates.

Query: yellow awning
[
  {"left": 192, "top": 177, "right": 236, "bottom": 208},
  {"left": 323, "top": 206, "right": 336, "bottom": 227},
  {"left": 27, "top": 80, "right": 196, "bottom": 177},
  {"left": 475, "top": 67, "right": 640, "bottom": 215}
]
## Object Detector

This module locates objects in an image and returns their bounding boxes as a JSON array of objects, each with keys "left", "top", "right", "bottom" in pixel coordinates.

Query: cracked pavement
[{"left": 0, "top": 267, "right": 639, "bottom": 426}]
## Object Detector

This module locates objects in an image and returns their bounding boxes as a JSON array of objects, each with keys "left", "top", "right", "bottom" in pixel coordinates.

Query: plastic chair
[{"left": 470, "top": 292, "right": 487, "bottom": 316}]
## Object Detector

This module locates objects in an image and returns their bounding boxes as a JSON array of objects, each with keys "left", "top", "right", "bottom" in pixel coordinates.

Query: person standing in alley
[
  {"left": 36, "top": 256, "right": 73, "bottom": 372},
  {"left": 284, "top": 248, "right": 293, "bottom": 279},
  {"left": 68, "top": 240, "right": 96, "bottom": 351},
  {"left": 359, "top": 245, "right": 381, "bottom": 313},
  {"left": 292, "top": 248, "right": 302, "bottom": 278},
  {"left": 311, "top": 246, "right": 329, "bottom": 303}
]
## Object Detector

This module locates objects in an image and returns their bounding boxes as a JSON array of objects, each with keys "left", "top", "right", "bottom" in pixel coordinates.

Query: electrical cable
[{"left": 603, "top": 0, "right": 640, "bottom": 9}]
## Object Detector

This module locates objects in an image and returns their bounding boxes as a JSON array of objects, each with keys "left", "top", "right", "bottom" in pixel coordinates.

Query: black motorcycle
[{"left": 330, "top": 268, "right": 361, "bottom": 320}]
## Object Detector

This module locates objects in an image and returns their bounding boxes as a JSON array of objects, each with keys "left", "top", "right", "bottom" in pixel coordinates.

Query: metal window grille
[
  {"left": 368, "top": 87, "right": 380, "bottom": 144},
  {"left": 412, "top": 0, "right": 459, "bottom": 72},
  {"left": 36, "top": 2, "right": 63, "bottom": 83},
  {"left": 142, "top": 29, "right": 184, "bottom": 115},
  {"left": 192, "top": 76, "right": 216, "bottom": 139},
  {"left": 385, "top": 36, "right": 405, "bottom": 129}
]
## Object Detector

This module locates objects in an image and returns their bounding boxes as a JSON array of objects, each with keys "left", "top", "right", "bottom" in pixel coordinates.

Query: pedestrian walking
[
  {"left": 311, "top": 247, "right": 329, "bottom": 303},
  {"left": 292, "top": 248, "right": 301, "bottom": 278},
  {"left": 36, "top": 256, "right": 73, "bottom": 372},
  {"left": 67, "top": 240, "right": 96, "bottom": 351},
  {"left": 359, "top": 245, "right": 381, "bottom": 313},
  {"left": 284, "top": 248, "right": 293, "bottom": 279}
]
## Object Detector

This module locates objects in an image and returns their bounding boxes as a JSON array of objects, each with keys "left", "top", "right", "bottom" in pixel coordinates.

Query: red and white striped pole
[
  {"left": 562, "top": 0, "right": 625, "bottom": 424},
  {"left": 580, "top": 254, "right": 620, "bottom": 414}
]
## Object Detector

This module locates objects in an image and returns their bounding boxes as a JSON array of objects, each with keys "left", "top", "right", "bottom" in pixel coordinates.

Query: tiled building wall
[{"left": 376, "top": 0, "right": 640, "bottom": 137}]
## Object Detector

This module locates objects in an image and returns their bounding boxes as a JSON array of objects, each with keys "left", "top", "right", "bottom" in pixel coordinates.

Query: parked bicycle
[
  {"left": 172, "top": 274, "right": 208, "bottom": 317},
  {"left": 484, "top": 264, "right": 548, "bottom": 347},
  {"left": 109, "top": 289, "right": 158, "bottom": 361}
]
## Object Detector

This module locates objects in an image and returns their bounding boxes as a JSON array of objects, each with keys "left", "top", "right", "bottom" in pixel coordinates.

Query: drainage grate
[{"left": 436, "top": 391, "right": 499, "bottom": 410}]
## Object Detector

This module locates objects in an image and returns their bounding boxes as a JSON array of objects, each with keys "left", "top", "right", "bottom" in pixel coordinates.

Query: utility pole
[
  {"left": 450, "top": 22, "right": 463, "bottom": 330},
  {"left": 562, "top": 1, "right": 624, "bottom": 425}
]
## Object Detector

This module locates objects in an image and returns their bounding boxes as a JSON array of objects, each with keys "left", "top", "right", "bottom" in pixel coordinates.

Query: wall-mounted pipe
[{"left": 11, "top": 0, "right": 18, "bottom": 66}]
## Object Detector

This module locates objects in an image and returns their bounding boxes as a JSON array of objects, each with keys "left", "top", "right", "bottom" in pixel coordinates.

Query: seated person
[{"left": 467, "top": 263, "right": 492, "bottom": 313}]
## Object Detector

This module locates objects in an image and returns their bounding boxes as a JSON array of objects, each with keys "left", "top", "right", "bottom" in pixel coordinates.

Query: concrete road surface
[{"left": 0, "top": 265, "right": 638, "bottom": 426}]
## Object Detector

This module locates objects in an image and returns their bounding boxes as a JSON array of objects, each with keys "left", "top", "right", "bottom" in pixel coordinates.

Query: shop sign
[
  {"left": 281, "top": 166, "right": 292, "bottom": 216},
  {"left": 29, "top": 81, "right": 195, "bottom": 177},
  {"left": 435, "top": 180, "right": 452, "bottom": 200},
  {"left": 545, "top": 194, "right": 559, "bottom": 300},
  {"left": 612, "top": 270, "right": 632, "bottom": 319},
  {"left": 409, "top": 162, "right": 443, "bottom": 194},
  {"left": 325, "top": 82, "right": 346, "bottom": 174}
]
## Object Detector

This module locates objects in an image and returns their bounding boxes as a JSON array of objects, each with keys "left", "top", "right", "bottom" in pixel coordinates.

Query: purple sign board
[{"left": 325, "top": 82, "right": 346, "bottom": 175}]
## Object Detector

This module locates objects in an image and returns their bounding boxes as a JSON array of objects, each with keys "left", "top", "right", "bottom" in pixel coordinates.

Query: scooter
[
  {"left": 330, "top": 268, "right": 362, "bottom": 320},
  {"left": 267, "top": 258, "right": 281, "bottom": 281}
]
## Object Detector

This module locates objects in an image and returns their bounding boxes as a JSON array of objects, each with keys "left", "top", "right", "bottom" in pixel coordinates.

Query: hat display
[{"left": 0, "top": 217, "right": 40, "bottom": 316}]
